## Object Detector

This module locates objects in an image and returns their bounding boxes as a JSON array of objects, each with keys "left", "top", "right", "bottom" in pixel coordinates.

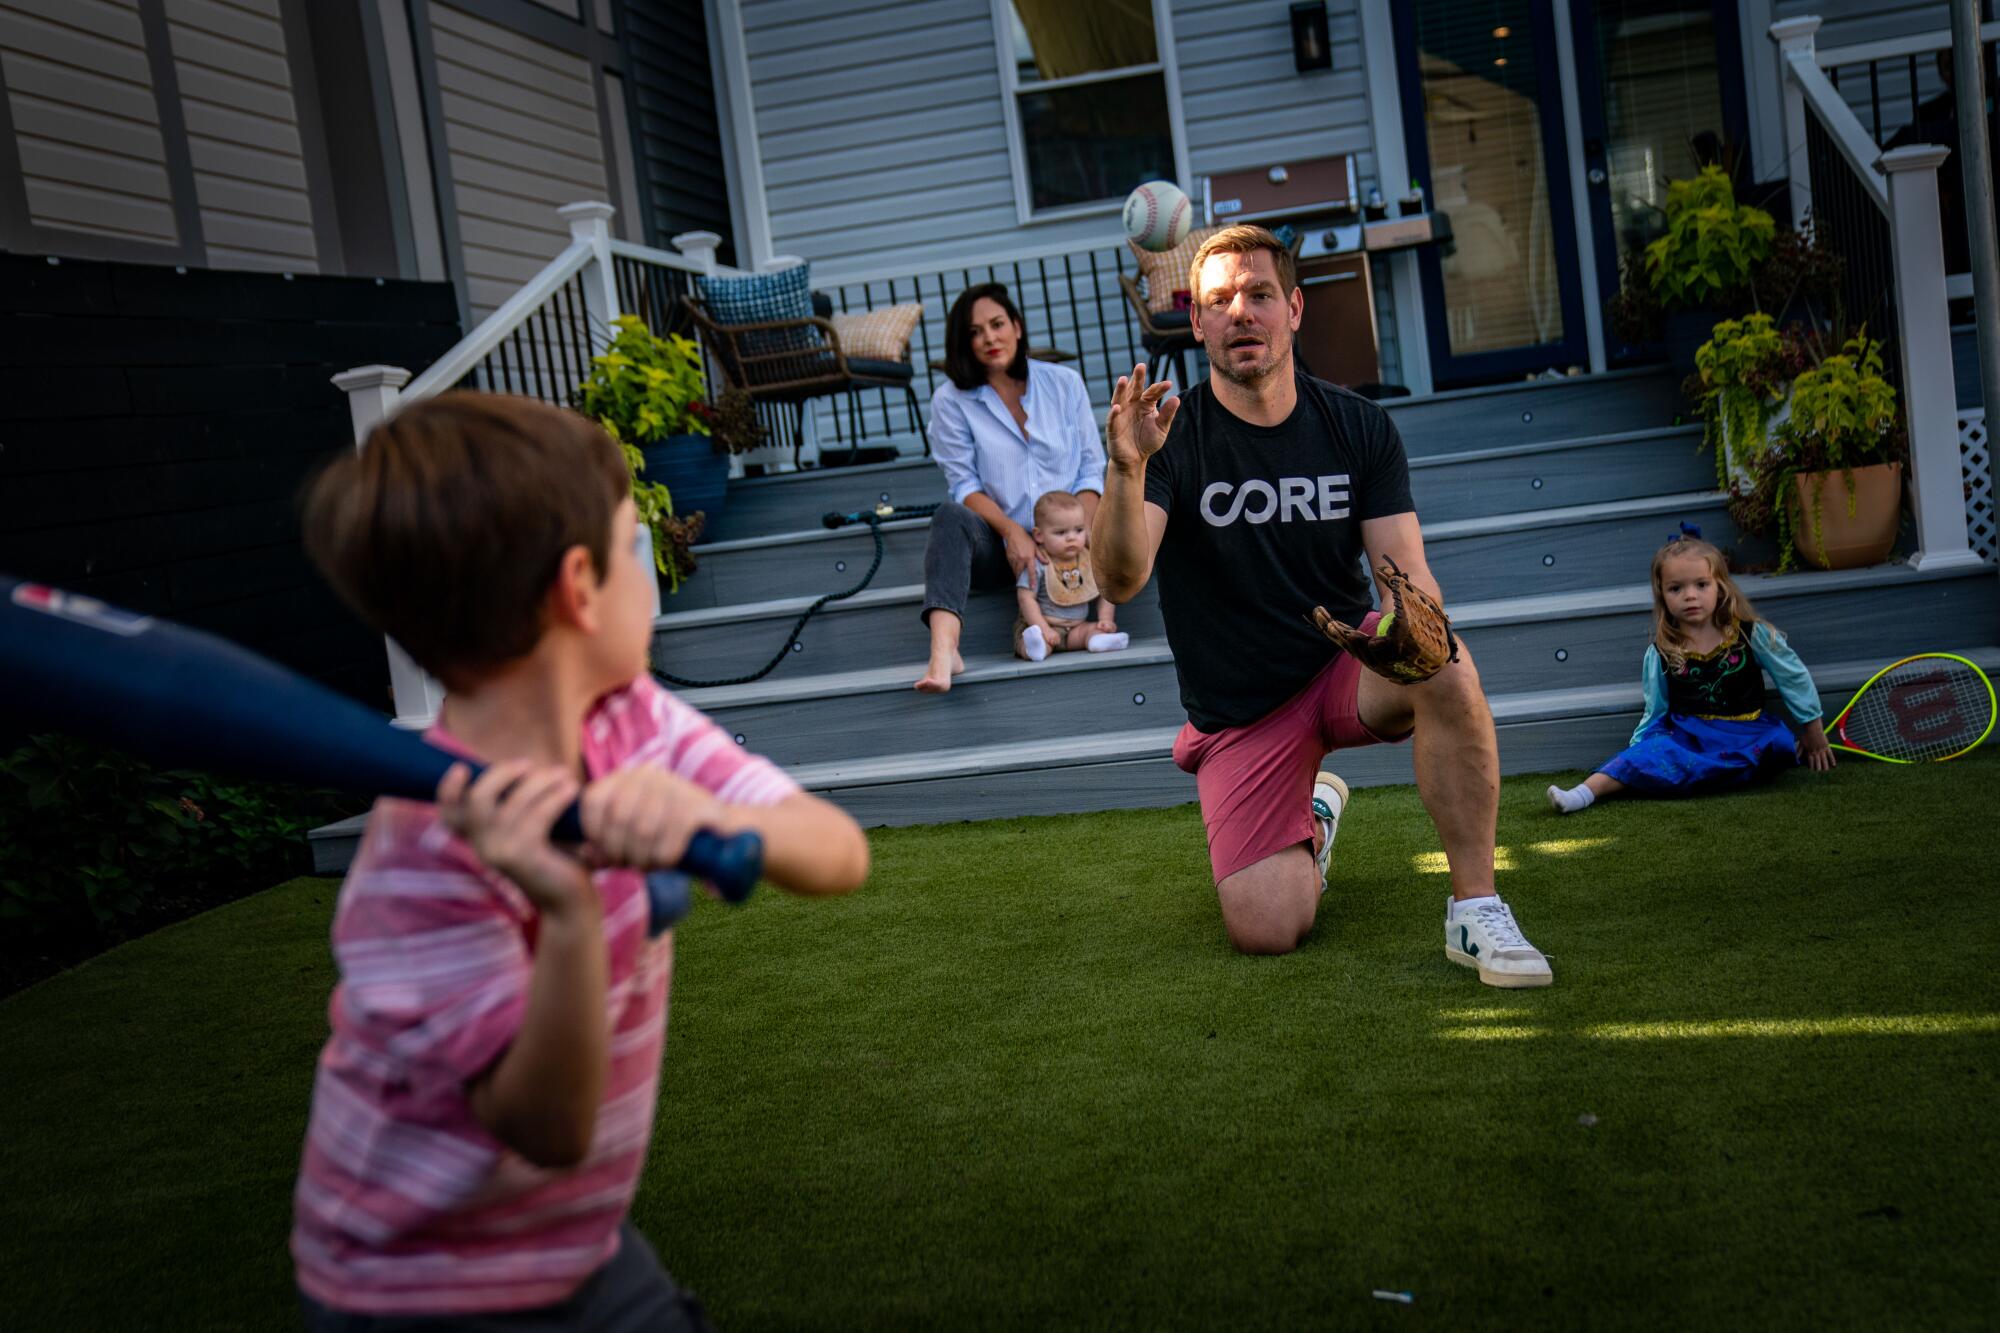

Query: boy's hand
[
  {"left": 438, "top": 761, "right": 594, "bottom": 920},
  {"left": 579, "top": 765, "right": 728, "bottom": 873}
]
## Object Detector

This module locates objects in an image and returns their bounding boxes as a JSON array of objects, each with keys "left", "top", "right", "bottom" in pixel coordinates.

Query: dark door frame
[
  {"left": 1391, "top": 0, "right": 1593, "bottom": 388},
  {"left": 1566, "top": 0, "right": 1751, "bottom": 367}
]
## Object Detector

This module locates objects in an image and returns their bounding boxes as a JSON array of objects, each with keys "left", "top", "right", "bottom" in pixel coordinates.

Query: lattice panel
[{"left": 1962, "top": 410, "right": 1995, "bottom": 564}]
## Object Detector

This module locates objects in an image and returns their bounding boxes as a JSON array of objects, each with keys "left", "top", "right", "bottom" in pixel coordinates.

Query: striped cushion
[
  {"left": 697, "top": 263, "right": 817, "bottom": 355},
  {"left": 1130, "top": 225, "right": 1222, "bottom": 313},
  {"left": 830, "top": 303, "right": 922, "bottom": 362}
]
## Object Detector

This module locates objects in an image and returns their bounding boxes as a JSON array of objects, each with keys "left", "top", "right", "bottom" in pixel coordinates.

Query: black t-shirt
[{"left": 1142, "top": 372, "right": 1414, "bottom": 731}]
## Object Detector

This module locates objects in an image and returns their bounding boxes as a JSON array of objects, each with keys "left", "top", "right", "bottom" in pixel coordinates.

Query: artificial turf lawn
[{"left": 2, "top": 754, "right": 1996, "bottom": 1330}]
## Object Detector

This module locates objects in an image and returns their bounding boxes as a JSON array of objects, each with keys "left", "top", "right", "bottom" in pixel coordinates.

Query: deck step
[
  {"left": 696, "top": 369, "right": 1688, "bottom": 544},
  {"left": 307, "top": 642, "right": 2000, "bottom": 868},
  {"left": 788, "top": 644, "right": 2000, "bottom": 827},
  {"left": 655, "top": 558, "right": 1993, "bottom": 691}
]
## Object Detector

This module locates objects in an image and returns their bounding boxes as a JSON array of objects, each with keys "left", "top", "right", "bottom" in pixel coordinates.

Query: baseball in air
[{"left": 1123, "top": 180, "right": 1192, "bottom": 252}]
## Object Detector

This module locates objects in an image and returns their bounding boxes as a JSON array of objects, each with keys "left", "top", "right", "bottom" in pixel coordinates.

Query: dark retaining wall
[{"left": 0, "top": 253, "right": 461, "bottom": 708}]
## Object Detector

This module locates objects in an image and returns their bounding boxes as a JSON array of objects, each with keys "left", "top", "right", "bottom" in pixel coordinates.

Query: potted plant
[
  {"left": 604, "top": 420, "right": 702, "bottom": 598},
  {"left": 1644, "top": 165, "right": 1775, "bottom": 373},
  {"left": 575, "top": 315, "right": 729, "bottom": 526},
  {"left": 1693, "top": 313, "right": 1810, "bottom": 495},
  {"left": 1749, "top": 331, "right": 1905, "bottom": 571}
]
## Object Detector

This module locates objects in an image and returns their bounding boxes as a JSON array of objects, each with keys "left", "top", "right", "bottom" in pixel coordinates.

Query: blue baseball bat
[{"left": 0, "top": 576, "right": 760, "bottom": 932}]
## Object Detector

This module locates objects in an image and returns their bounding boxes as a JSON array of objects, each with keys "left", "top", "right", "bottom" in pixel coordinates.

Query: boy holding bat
[{"left": 291, "top": 393, "right": 868, "bottom": 1328}]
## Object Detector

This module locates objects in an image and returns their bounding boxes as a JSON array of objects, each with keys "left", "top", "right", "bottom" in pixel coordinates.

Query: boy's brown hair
[
  {"left": 1032, "top": 490, "right": 1085, "bottom": 530},
  {"left": 304, "top": 392, "right": 629, "bottom": 690},
  {"left": 1188, "top": 224, "right": 1297, "bottom": 306}
]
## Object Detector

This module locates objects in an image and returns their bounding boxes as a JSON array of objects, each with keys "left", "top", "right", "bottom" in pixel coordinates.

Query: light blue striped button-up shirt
[{"left": 927, "top": 360, "right": 1106, "bottom": 530}]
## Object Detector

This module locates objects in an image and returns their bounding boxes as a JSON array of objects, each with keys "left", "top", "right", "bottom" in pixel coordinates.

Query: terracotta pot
[{"left": 1786, "top": 461, "right": 1902, "bottom": 569}]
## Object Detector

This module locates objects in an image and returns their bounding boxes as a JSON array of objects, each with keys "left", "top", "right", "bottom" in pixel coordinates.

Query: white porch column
[
  {"left": 559, "top": 201, "right": 622, "bottom": 342},
  {"left": 1770, "top": 17, "right": 1821, "bottom": 231},
  {"left": 1881, "top": 145, "right": 1982, "bottom": 572},
  {"left": 331, "top": 365, "right": 445, "bottom": 727}
]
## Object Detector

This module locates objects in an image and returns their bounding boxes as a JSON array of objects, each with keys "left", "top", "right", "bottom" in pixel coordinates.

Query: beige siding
[
  {"left": 429, "top": 1, "right": 609, "bottom": 318},
  {"left": 0, "top": 0, "right": 179, "bottom": 245},
  {"left": 163, "top": 0, "right": 318, "bottom": 271}
]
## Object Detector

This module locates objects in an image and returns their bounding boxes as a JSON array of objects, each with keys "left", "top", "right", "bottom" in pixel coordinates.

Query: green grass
[{"left": 3, "top": 755, "right": 1997, "bottom": 1330}]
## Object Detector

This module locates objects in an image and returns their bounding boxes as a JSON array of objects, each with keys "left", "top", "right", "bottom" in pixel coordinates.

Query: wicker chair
[
  {"left": 1118, "top": 273, "right": 1197, "bottom": 387},
  {"left": 684, "top": 294, "right": 923, "bottom": 466}
]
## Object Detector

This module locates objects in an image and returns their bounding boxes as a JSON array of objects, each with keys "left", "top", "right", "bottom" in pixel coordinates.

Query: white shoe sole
[
  {"left": 1445, "top": 944, "right": 1554, "bottom": 989},
  {"left": 1311, "top": 772, "right": 1349, "bottom": 883}
]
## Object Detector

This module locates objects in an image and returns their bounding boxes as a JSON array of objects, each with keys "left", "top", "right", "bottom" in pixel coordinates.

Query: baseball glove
[{"left": 1307, "top": 555, "right": 1460, "bottom": 685}]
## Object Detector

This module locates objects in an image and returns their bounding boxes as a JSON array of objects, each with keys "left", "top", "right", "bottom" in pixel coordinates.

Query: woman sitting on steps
[{"left": 915, "top": 283, "right": 1107, "bottom": 693}]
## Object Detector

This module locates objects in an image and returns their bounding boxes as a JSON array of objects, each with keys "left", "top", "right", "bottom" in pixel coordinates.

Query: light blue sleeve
[
  {"left": 1751, "top": 621, "right": 1823, "bottom": 723},
  {"left": 927, "top": 387, "right": 985, "bottom": 506},
  {"left": 1065, "top": 369, "right": 1107, "bottom": 496},
  {"left": 1630, "top": 646, "right": 1668, "bottom": 746}
]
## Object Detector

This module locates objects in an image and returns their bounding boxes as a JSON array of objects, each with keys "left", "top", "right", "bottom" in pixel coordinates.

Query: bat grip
[{"left": 542, "top": 797, "right": 763, "bottom": 935}]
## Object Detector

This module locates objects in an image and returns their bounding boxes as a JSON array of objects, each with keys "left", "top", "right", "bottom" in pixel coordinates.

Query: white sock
[
  {"left": 1086, "top": 631, "right": 1129, "bottom": 653},
  {"left": 1546, "top": 782, "right": 1595, "bottom": 814},
  {"left": 1451, "top": 893, "right": 1499, "bottom": 920},
  {"left": 1021, "top": 624, "right": 1049, "bottom": 662}
]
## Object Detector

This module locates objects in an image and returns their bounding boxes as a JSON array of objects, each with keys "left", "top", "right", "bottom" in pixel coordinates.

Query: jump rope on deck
[{"left": 651, "top": 502, "right": 942, "bottom": 691}]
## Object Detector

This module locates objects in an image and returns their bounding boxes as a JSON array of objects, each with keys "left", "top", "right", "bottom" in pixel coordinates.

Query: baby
[{"left": 1015, "top": 489, "right": 1129, "bottom": 661}]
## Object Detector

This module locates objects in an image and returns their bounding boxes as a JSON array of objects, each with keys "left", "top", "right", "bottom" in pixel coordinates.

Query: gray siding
[
  {"left": 747, "top": 0, "right": 1381, "bottom": 280},
  {"left": 428, "top": 0, "right": 610, "bottom": 318},
  {"left": 0, "top": 0, "right": 180, "bottom": 246},
  {"left": 1775, "top": 0, "right": 1951, "bottom": 52},
  {"left": 163, "top": 0, "right": 318, "bottom": 272}
]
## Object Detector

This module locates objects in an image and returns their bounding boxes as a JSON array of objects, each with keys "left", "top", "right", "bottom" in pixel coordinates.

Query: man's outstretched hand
[{"left": 1106, "top": 363, "right": 1179, "bottom": 472}]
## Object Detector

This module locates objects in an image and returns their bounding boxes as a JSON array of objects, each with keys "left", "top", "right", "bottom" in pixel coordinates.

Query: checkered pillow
[
  {"left": 697, "top": 263, "right": 818, "bottom": 357},
  {"left": 1130, "top": 225, "right": 1221, "bottom": 313},
  {"left": 830, "top": 303, "right": 922, "bottom": 362}
]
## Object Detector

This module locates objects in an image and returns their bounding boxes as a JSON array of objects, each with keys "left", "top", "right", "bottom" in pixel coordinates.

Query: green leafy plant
[
  {"left": 575, "top": 315, "right": 711, "bottom": 445},
  {"left": 605, "top": 420, "right": 701, "bottom": 593},
  {"left": 1744, "top": 330, "right": 1903, "bottom": 570},
  {"left": 1694, "top": 313, "right": 1812, "bottom": 490},
  {"left": 1644, "top": 166, "right": 1776, "bottom": 310},
  {"left": 0, "top": 734, "right": 331, "bottom": 940}
]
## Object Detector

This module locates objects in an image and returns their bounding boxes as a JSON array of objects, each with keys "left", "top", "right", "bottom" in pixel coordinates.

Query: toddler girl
[{"left": 1548, "top": 535, "right": 1833, "bottom": 812}]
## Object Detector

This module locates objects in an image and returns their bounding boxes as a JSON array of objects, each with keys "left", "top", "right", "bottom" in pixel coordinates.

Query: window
[{"left": 992, "top": 0, "right": 1189, "bottom": 221}]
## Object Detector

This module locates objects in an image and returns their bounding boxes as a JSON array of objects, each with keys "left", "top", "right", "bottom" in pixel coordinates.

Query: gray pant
[
  {"left": 921, "top": 499, "right": 1015, "bottom": 625},
  {"left": 297, "top": 1224, "right": 712, "bottom": 1332}
]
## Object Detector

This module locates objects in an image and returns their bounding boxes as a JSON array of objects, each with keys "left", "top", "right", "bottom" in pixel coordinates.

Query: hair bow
[{"left": 1665, "top": 522, "right": 1703, "bottom": 544}]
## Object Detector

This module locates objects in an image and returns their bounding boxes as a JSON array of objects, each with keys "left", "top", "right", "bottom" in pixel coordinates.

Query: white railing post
[
  {"left": 670, "top": 230, "right": 722, "bottom": 274},
  {"left": 331, "top": 365, "right": 448, "bottom": 726},
  {"left": 1771, "top": 16, "right": 1822, "bottom": 230},
  {"left": 1881, "top": 145, "right": 1983, "bottom": 571},
  {"left": 559, "top": 201, "right": 621, "bottom": 345}
]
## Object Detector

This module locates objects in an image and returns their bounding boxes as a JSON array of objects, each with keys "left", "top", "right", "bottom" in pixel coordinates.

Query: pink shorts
[{"left": 1171, "top": 612, "right": 1411, "bottom": 885}]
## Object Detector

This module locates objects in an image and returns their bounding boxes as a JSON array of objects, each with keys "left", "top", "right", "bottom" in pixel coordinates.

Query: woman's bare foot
[{"left": 913, "top": 650, "right": 965, "bottom": 693}]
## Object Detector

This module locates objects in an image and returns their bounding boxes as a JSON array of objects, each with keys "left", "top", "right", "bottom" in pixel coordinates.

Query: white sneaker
[
  {"left": 1310, "top": 772, "right": 1349, "bottom": 890},
  {"left": 1444, "top": 896, "right": 1553, "bottom": 988}
]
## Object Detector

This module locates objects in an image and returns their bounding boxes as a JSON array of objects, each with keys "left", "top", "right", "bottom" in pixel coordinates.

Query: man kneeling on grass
[
  {"left": 1090, "top": 226, "right": 1551, "bottom": 985},
  {"left": 292, "top": 393, "right": 868, "bottom": 1328}
]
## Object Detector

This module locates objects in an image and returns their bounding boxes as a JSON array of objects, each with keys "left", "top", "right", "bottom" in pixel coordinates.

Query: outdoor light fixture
[{"left": 1291, "top": 2, "right": 1331, "bottom": 72}]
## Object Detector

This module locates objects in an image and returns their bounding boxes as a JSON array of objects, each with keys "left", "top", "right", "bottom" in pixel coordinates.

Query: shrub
[{"left": 1644, "top": 166, "right": 1776, "bottom": 310}]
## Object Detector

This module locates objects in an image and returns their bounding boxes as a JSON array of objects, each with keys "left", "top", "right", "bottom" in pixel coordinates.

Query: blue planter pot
[
  {"left": 638, "top": 433, "right": 728, "bottom": 524},
  {"left": 1662, "top": 307, "right": 1720, "bottom": 378}
]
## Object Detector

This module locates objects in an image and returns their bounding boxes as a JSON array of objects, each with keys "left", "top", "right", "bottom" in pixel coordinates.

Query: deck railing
[
  {"left": 333, "top": 203, "right": 734, "bottom": 724},
  {"left": 1773, "top": 16, "right": 1984, "bottom": 577}
]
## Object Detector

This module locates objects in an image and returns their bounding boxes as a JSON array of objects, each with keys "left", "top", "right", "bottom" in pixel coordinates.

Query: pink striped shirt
[{"left": 292, "top": 677, "right": 798, "bottom": 1315}]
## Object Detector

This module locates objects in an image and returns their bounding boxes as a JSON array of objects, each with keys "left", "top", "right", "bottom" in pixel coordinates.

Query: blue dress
[{"left": 1599, "top": 622, "right": 1820, "bottom": 794}]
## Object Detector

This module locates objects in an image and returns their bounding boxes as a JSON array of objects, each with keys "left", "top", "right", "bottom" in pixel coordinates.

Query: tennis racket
[{"left": 1827, "top": 653, "right": 1997, "bottom": 763}]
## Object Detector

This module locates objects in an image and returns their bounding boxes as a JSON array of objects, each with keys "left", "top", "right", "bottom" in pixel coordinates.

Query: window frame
[{"left": 989, "top": 0, "right": 1192, "bottom": 225}]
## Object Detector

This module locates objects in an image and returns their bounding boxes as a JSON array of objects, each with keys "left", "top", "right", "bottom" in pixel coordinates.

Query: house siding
[
  {"left": 622, "top": 0, "right": 734, "bottom": 261},
  {"left": 163, "top": 0, "right": 319, "bottom": 273},
  {"left": 746, "top": 0, "right": 1381, "bottom": 279},
  {"left": 0, "top": 0, "right": 180, "bottom": 247},
  {"left": 426, "top": 0, "right": 611, "bottom": 318}
]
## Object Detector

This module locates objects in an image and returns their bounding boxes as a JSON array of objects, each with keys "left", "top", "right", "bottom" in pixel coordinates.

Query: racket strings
[{"left": 1840, "top": 662, "right": 1994, "bottom": 761}]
